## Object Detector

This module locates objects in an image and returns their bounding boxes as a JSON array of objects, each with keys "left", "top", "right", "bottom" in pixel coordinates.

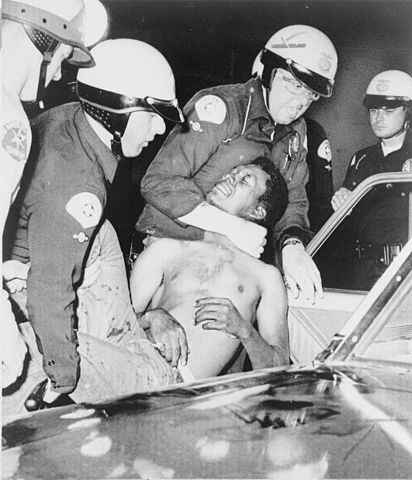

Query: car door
[{"left": 289, "top": 172, "right": 412, "bottom": 364}]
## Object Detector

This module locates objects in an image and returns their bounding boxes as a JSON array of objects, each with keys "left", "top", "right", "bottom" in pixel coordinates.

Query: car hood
[{"left": 3, "top": 362, "right": 412, "bottom": 479}]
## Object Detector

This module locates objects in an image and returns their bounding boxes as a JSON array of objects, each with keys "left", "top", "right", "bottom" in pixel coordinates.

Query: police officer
[
  {"left": 1, "top": 0, "right": 94, "bottom": 388},
  {"left": 7, "top": 39, "right": 185, "bottom": 397},
  {"left": 137, "top": 24, "right": 338, "bottom": 302},
  {"left": 332, "top": 70, "right": 412, "bottom": 289}
]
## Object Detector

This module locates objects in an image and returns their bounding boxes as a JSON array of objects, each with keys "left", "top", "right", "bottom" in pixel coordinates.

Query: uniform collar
[
  {"left": 73, "top": 104, "right": 119, "bottom": 183},
  {"left": 247, "top": 77, "right": 272, "bottom": 122},
  {"left": 381, "top": 130, "right": 407, "bottom": 157}
]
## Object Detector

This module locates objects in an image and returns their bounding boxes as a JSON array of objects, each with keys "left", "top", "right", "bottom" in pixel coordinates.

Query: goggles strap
[
  {"left": 81, "top": 100, "right": 130, "bottom": 157},
  {"left": 24, "top": 25, "right": 60, "bottom": 109}
]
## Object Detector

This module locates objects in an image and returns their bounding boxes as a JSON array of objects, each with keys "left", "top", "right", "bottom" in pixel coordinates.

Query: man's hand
[
  {"left": 142, "top": 308, "right": 189, "bottom": 368},
  {"left": 224, "top": 220, "right": 267, "bottom": 258},
  {"left": 282, "top": 242, "right": 323, "bottom": 303},
  {"left": 3, "top": 259, "right": 30, "bottom": 293},
  {"left": 331, "top": 187, "right": 352, "bottom": 212},
  {"left": 194, "top": 297, "right": 251, "bottom": 340}
]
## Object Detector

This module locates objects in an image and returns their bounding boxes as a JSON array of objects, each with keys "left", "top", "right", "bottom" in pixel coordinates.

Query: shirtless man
[{"left": 130, "top": 157, "right": 290, "bottom": 379}]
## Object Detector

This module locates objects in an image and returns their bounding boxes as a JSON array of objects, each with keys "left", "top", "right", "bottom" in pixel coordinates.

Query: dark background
[{"left": 35, "top": 0, "right": 412, "bottom": 254}]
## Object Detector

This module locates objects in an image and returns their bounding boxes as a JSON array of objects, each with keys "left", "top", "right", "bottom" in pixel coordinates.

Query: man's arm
[
  {"left": 194, "top": 266, "right": 289, "bottom": 370},
  {"left": 140, "top": 94, "right": 266, "bottom": 257},
  {"left": 270, "top": 121, "right": 323, "bottom": 302},
  {"left": 26, "top": 188, "right": 103, "bottom": 394},
  {"left": 129, "top": 240, "right": 188, "bottom": 367},
  {"left": 254, "top": 266, "right": 289, "bottom": 367}
]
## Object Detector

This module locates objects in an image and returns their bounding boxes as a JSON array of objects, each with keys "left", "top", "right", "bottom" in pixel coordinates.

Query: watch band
[{"left": 282, "top": 237, "right": 304, "bottom": 248}]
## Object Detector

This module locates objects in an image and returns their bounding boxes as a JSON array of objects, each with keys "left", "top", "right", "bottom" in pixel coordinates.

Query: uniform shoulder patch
[
  {"left": 317, "top": 139, "right": 332, "bottom": 162},
  {"left": 194, "top": 95, "right": 226, "bottom": 124},
  {"left": 65, "top": 192, "right": 102, "bottom": 229},
  {"left": 1, "top": 120, "right": 28, "bottom": 162},
  {"left": 402, "top": 158, "right": 412, "bottom": 172}
]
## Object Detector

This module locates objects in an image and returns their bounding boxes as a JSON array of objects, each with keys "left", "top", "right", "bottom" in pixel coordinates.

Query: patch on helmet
[
  {"left": 195, "top": 95, "right": 226, "bottom": 124},
  {"left": 2, "top": 121, "right": 28, "bottom": 162},
  {"left": 65, "top": 192, "right": 102, "bottom": 229},
  {"left": 402, "top": 158, "right": 412, "bottom": 172},
  {"left": 317, "top": 139, "right": 332, "bottom": 162},
  {"left": 376, "top": 79, "right": 390, "bottom": 93}
]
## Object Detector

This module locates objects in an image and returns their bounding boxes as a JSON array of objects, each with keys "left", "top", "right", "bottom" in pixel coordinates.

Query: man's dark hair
[{"left": 251, "top": 156, "right": 288, "bottom": 227}]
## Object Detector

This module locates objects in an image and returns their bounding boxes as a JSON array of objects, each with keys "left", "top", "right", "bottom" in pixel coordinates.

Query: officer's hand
[
  {"left": 225, "top": 219, "right": 267, "bottom": 258},
  {"left": 3, "top": 260, "right": 30, "bottom": 293},
  {"left": 282, "top": 242, "right": 323, "bottom": 303},
  {"left": 194, "top": 297, "right": 251, "bottom": 340},
  {"left": 1, "top": 298, "right": 27, "bottom": 388},
  {"left": 143, "top": 308, "right": 189, "bottom": 368},
  {"left": 331, "top": 187, "right": 352, "bottom": 212}
]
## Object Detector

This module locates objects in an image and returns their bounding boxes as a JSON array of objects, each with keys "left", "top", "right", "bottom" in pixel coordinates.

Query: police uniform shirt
[
  {"left": 343, "top": 134, "right": 412, "bottom": 244},
  {"left": 11, "top": 102, "right": 119, "bottom": 393}
]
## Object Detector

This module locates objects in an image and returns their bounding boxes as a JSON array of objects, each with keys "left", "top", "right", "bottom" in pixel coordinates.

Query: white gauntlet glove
[{"left": 179, "top": 202, "right": 267, "bottom": 258}]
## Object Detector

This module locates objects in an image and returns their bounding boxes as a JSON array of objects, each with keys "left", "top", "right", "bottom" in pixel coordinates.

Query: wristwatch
[{"left": 282, "top": 237, "right": 304, "bottom": 248}]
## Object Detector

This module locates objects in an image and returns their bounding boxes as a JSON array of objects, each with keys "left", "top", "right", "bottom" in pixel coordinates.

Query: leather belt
[{"left": 354, "top": 240, "right": 403, "bottom": 266}]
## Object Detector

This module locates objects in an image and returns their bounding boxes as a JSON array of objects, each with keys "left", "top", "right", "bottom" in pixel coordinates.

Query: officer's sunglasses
[
  {"left": 77, "top": 82, "right": 185, "bottom": 123},
  {"left": 260, "top": 49, "right": 333, "bottom": 98}
]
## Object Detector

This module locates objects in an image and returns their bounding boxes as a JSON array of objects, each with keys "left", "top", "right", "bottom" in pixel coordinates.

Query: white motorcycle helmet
[
  {"left": 364, "top": 70, "right": 412, "bottom": 108},
  {"left": 253, "top": 24, "right": 338, "bottom": 98},
  {"left": 2, "top": 0, "right": 104, "bottom": 105},
  {"left": 77, "top": 38, "right": 184, "bottom": 154}
]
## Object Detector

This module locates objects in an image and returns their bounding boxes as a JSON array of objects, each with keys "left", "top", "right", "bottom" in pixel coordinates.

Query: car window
[
  {"left": 313, "top": 180, "right": 411, "bottom": 292},
  {"left": 355, "top": 265, "right": 412, "bottom": 364}
]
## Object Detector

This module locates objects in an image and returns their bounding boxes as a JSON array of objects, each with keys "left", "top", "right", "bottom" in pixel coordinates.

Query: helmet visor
[
  {"left": 261, "top": 49, "right": 334, "bottom": 98},
  {"left": 77, "top": 82, "right": 184, "bottom": 123},
  {"left": 145, "top": 97, "right": 185, "bottom": 123},
  {"left": 363, "top": 94, "right": 410, "bottom": 109}
]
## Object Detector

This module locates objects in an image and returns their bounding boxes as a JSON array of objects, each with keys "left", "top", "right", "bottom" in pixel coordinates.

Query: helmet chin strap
[
  {"left": 24, "top": 25, "right": 59, "bottom": 110},
  {"left": 111, "top": 131, "right": 123, "bottom": 158},
  {"left": 81, "top": 101, "right": 130, "bottom": 158}
]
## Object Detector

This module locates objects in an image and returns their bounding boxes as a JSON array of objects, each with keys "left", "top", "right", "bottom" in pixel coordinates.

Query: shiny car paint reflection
[{"left": 4, "top": 364, "right": 412, "bottom": 479}]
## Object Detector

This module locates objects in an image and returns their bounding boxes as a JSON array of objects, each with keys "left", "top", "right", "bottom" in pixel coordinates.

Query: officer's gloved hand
[
  {"left": 178, "top": 202, "right": 266, "bottom": 258},
  {"left": 282, "top": 240, "right": 323, "bottom": 304},
  {"left": 3, "top": 259, "right": 30, "bottom": 293},
  {"left": 224, "top": 219, "right": 267, "bottom": 258},
  {"left": 331, "top": 187, "right": 351, "bottom": 212}
]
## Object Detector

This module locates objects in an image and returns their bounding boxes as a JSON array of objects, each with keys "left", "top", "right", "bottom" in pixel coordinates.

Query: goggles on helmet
[
  {"left": 77, "top": 82, "right": 184, "bottom": 123},
  {"left": 2, "top": 0, "right": 94, "bottom": 67},
  {"left": 363, "top": 94, "right": 411, "bottom": 109},
  {"left": 260, "top": 49, "right": 334, "bottom": 98}
]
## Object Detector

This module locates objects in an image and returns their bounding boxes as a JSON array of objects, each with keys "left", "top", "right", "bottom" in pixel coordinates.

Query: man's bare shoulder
[{"left": 144, "top": 237, "right": 183, "bottom": 254}]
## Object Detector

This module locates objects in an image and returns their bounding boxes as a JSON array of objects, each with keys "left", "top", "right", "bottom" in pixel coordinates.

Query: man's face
[
  {"left": 369, "top": 106, "right": 407, "bottom": 139},
  {"left": 121, "top": 111, "right": 166, "bottom": 157},
  {"left": 268, "top": 69, "right": 319, "bottom": 125},
  {"left": 207, "top": 164, "right": 269, "bottom": 219}
]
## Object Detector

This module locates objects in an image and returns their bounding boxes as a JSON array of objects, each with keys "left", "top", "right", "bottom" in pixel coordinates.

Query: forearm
[
  {"left": 240, "top": 328, "right": 289, "bottom": 370},
  {"left": 140, "top": 128, "right": 206, "bottom": 220},
  {"left": 274, "top": 163, "right": 311, "bottom": 244},
  {"left": 27, "top": 274, "right": 79, "bottom": 393}
]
